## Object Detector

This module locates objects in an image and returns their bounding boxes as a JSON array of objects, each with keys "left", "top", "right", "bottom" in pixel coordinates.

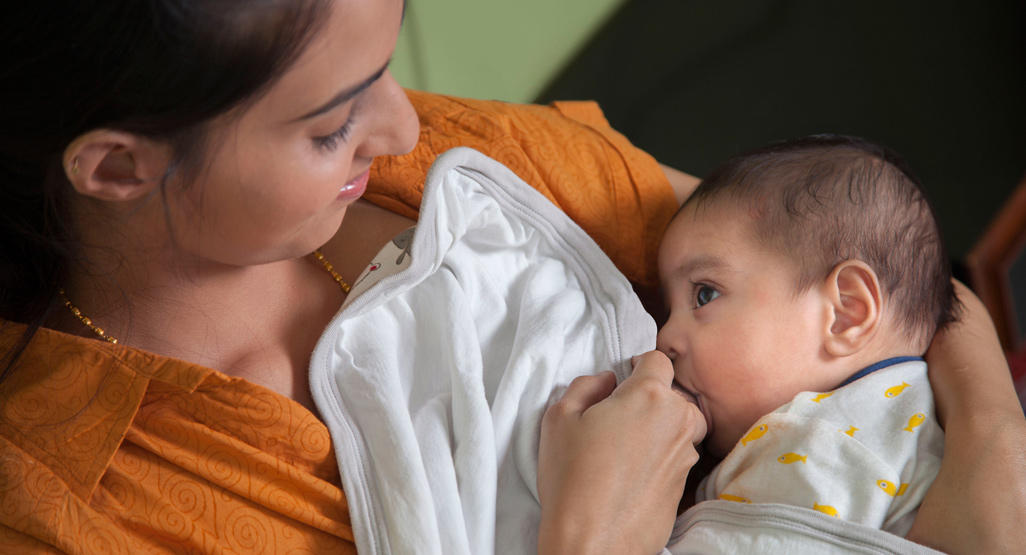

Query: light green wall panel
[{"left": 392, "top": 1, "right": 627, "bottom": 103}]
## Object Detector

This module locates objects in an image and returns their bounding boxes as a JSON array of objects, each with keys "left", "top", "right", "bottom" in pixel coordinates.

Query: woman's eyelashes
[
  {"left": 313, "top": 116, "right": 356, "bottom": 151},
  {"left": 692, "top": 282, "right": 721, "bottom": 309}
]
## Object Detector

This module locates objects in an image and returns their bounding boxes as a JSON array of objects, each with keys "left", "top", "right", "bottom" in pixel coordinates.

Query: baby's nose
[{"left": 655, "top": 324, "right": 683, "bottom": 361}]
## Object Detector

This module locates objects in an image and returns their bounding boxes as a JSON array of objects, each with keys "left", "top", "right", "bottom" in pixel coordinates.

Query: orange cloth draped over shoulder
[
  {"left": 0, "top": 91, "right": 674, "bottom": 553},
  {"left": 369, "top": 90, "right": 676, "bottom": 287}
]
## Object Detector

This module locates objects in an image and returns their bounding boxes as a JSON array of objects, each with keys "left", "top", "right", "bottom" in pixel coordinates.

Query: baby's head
[{"left": 656, "top": 135, "right": 957, "bottom": 456}]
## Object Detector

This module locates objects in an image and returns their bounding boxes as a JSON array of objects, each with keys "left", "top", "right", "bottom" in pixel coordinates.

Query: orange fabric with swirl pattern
[
  {"left": 369, "top": 90, "right": 676, "bottom": 288},
  {"left": 0, "top": 91, "right": 673, "bottom": 553},
  {"left": 0, "top": 324, "right": 356, "bottom": 554}
]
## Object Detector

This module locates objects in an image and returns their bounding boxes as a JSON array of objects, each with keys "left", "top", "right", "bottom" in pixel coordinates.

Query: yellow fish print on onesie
[
  {"left": 903, "top": 413, "right": 926, "bottom": 432},
  {"left": 843, "top": 426, "right": 859, "bottom": 437},
  {"left": 740, "top": 424, "right": 768, "bottom": 446},
  {"left": 813, "top": 503, "right": 839, "bottom": 517},
  {"left": 777, "top": 453, "right": 807, "bottom": 464},
  {"left": 810, "top": 392, "right": 833, "bottom": 403},
  {"left": 877, "top": 480, "right": 909, "bottom": 497},
  {"left": 719, "top": 493, "right": 751, "bottom": 503},
  {"left": 885, "top": 382, "right": 910, "bottom": 398}
]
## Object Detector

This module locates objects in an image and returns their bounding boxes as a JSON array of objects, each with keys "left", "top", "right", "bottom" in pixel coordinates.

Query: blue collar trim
[{"left": 838, "top": 356, "right": 924, "bottom": 388}]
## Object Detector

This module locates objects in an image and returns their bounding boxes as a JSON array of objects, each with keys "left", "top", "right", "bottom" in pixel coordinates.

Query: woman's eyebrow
[{"left": 293, "top": 61, "right": 390, "bottom": 122}]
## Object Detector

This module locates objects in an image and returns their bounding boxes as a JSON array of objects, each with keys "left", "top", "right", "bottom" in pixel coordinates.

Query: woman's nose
[{"left": 356, "top": 71, "right": 420, "bottom": 159}]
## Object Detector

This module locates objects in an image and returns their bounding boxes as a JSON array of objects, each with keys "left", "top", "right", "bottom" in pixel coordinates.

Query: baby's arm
[{"left": 908, "top": 281, "right": 1026, "bottom": 554}]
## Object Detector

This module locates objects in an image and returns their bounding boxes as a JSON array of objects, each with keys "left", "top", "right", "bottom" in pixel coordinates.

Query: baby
[{"left": 656, "top": 135, "right": 956, "bottom": 545}]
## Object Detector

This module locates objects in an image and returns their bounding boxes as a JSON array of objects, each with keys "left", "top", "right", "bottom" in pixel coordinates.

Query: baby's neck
[{"left": 830, "top": 329, "right": 925, "bottom": 390}]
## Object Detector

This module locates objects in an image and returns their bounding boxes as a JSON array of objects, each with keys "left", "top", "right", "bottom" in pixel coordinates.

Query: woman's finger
[
  {"left": 619, "top": 350, "right": 708, "bottom": 443},
  {"left": 550, "top": 371, "right": 617, "bottom": 415},
  {"left": 538, "top": 352, "right": 708, "bottom": 554},
  {"left": 614, "top": 350, "right": 675, "bottom": 398}
]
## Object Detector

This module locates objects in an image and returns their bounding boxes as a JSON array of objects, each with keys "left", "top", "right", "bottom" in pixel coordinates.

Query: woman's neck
[
  {"left": 57, "top": 198, "right": 415, "bottom": 410},
  {"left": 57, "top": 239, "right": 345, "bottom": 414}
]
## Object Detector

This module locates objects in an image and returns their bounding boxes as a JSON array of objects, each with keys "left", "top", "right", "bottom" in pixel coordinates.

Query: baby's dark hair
[{"left": 683, "top": 134, "right": 958, "bottom": 348}]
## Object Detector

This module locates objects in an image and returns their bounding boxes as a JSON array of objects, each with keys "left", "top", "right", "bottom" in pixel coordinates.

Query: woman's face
[{"left": 165, "top": 0, "right": 418, "bottom": 266}]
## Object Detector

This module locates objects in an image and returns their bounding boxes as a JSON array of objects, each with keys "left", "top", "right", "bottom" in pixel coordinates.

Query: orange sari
[{"left": 0, "top": 91, "right": 674, "bottom": 553}]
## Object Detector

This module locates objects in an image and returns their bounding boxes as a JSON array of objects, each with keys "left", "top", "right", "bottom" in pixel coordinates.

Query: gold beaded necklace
[
  {"left": 310, "top": 249, "right": 352, "bottom": 294},
  {"left": 60, "top": 249, "right": 350, "bottom": 344}
]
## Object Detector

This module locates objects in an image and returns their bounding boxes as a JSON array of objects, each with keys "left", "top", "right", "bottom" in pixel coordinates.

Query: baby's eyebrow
[{"left": 673, "top": 255, "right": 730, "bottom": 279}]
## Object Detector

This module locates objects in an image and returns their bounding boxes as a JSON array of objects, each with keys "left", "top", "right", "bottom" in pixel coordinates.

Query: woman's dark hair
[{"left": 0, "top": 1, "right": 330, "bottom": 377}]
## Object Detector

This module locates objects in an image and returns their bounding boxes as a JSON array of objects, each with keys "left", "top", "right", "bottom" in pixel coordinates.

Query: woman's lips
[{"left": 338, "top": 169, "right": 370, "bottom": 200}]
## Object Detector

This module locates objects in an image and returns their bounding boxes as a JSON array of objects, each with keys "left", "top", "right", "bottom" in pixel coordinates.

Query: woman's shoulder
[{"left": 365, "top": 90, "right": 678, "bottom": 287}]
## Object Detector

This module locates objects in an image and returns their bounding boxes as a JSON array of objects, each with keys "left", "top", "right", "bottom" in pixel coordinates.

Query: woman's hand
[
  {"left": 908, "top": 280, "right": 1026, "bottom": 554},
  {"left": 537, "top": 351, "right": 707, "bottom": 555}
]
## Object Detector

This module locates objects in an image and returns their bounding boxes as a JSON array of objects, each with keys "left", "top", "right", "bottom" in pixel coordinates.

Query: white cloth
[
  {"left": 665, "top": 501, "right": 944, "bottom": 555},
  {"left": 666, "top": 360, "right": 944, "bottom": 554},
  {"left": 309, "top": 147, "right": 656, "bottom": 555},
  {"left": 311, "top": 147, "right": 947, "bottom": 554}
]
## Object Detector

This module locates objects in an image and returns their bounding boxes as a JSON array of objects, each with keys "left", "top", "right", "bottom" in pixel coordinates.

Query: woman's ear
[
  {"left": 822, "top": 260, "right": 883, "bottom": 357},
  {"left": 62, "top": 129, "right": 172, "bottom": 202}
]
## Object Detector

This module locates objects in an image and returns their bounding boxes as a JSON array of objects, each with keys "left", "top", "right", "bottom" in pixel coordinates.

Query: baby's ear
[{"left": 821, "top": 260, "right": 882, "bottom": 357}]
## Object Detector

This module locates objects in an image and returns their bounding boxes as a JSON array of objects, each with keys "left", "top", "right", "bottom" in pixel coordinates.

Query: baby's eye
[{"left": 694, "top": 284, "right": 721, "bottom": 308}]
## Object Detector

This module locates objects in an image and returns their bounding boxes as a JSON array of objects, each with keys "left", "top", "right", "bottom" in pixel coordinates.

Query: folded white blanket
[
  {"left": 309, "top": 147, "right": 939, "bottom": 554},
  {"left": 309, "top": 147, "right": 656, "bottom": 554},
  {"left": 666, "top": 501, "right": 943, "bottom": 554}
]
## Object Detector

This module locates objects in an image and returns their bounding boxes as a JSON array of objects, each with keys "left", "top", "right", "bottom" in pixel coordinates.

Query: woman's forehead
[{"left": 250, "top": 0, "right": 406, "bottom": 126}]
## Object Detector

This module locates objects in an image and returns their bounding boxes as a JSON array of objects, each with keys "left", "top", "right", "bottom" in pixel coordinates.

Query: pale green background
[{"left": 391, "top": 0, "right": 626, "bottom": 103}]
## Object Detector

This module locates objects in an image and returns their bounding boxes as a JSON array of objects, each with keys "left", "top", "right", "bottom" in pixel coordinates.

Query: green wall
[{"left": 391, "top": 0, "right": 626, "bottom": 103}]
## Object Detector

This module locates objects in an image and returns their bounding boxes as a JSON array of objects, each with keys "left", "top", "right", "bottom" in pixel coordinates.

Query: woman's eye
[
  {"left": 313, "top": 118, "right": 355, "bottom": 152},
  {"left": 694, "top": 284, "right": 720, "bottom": 308}
]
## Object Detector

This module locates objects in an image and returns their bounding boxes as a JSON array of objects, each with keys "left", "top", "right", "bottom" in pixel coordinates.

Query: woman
[{"left": 0, "top": 1, "right": 1022, "bottom": 553}]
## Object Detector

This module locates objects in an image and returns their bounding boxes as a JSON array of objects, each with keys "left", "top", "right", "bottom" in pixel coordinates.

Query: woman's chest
[
  {"left": 217, "top": 200, "right": 415, "bottom": 413},
  {"left": 320, "top": 199, "right": 417, "bottom": 288}
]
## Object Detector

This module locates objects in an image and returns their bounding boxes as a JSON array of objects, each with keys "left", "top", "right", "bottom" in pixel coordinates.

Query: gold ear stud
[{"left": 71, "top": 157, "right": 80, "bottom": 175}]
